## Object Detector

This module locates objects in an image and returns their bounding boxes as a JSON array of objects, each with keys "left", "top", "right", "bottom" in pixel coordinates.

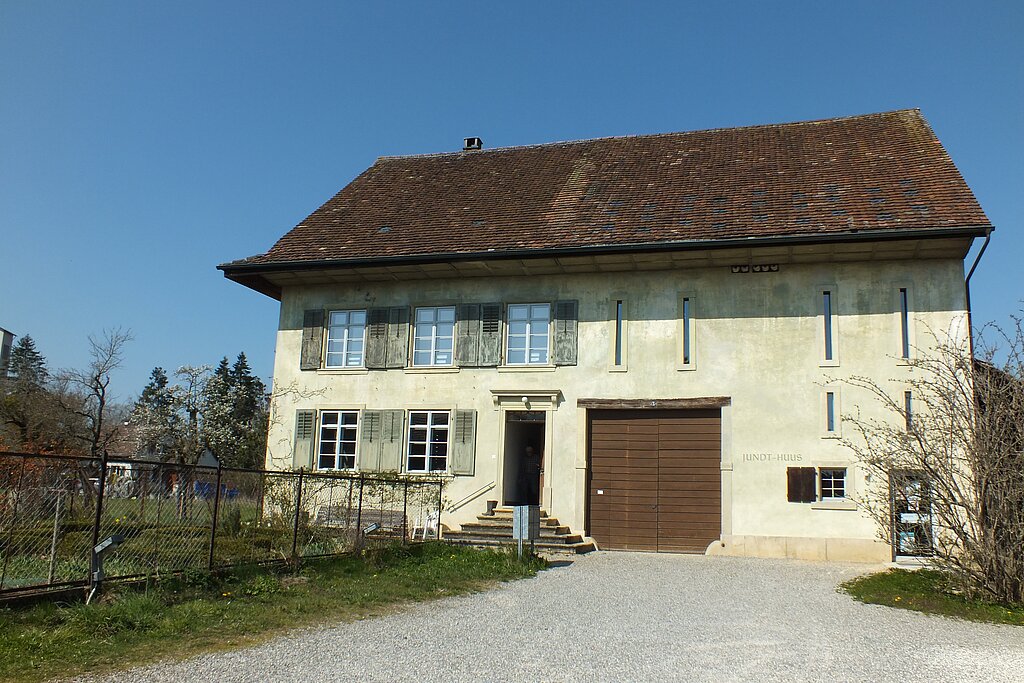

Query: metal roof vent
[{"left": 463, "top": 137, "right": 483, "bottom": 151}]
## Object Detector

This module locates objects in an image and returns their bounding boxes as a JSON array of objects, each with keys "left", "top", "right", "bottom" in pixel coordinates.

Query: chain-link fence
[{"left": 0, "top": 452, "right": 444, "bottom": 598}]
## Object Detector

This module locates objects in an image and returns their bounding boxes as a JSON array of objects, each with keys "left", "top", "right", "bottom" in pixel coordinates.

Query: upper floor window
[
  {"left": 318, "top": 410, "right": 358, "bottom": 469},
  {"left": 325, "top": 310, "right": 367, "bottom": 368},
  {"left": 507, "top": 303, "right": 550, "bottom": 365},
  {"left": 413, "top": 306, "right": 455, "bottom": 366},
  {"left": 407, "top": 410, "right": 449, "bottom": 472},
  {"left": 899, "top": 288, "right": 911, "bottom": 359}
]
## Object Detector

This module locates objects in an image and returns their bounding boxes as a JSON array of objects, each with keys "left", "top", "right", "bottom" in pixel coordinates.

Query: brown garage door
[{"left": 587, "top": 409, "right": 721, "bottom": 552}]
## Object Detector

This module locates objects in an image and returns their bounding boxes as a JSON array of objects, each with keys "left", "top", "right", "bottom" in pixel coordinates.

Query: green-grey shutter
[
  {"left": 359, "top": 410, "right": 383, "bottom": 471},
  {"left": 479, "top": 303, "right": 503, "bottom": 367},
  {"left": 378, "top": 410, "right": 406, "bottom": 472},
  {"left": 455, "top": 303, "right": 481, "bottom": 367},
  {"left": 552, "top": 300, "right": 578, "bottom": 366},
  {"left": 450, "top": 409, "right": 477, "bottom": 476},
  {"left": 293, "top": 410, "right": 316, "bottom": 469},
  {"left": 385, "top": 307, "right": 410, "bottom": 369},
  {"left": 365, "top": 308, "right": 389, "bottom": 369},
  {"left": 300, "top": 310, "right": 324, "bottom": 370}
]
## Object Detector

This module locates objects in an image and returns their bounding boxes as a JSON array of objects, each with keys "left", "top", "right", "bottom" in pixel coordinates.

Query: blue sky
[{"left": 1, "top": 2, "right": 1021, "bottom": 399}]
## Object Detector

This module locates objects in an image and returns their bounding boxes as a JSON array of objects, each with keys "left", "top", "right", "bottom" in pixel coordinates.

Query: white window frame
[
  {"left": 821, "top": 387, "right": 842, "bottom": 438},
  {"left": 895, "top": 285, "right": 915, "bottom": 363},
  {"left": 325, "top": 309, "right": 367, "bottom": 368},
  {"left": 677, "top": 292, "right": 696, "bottom": 371},
  {"left": 505, "top": 303, "right": 551, "bottom": 366},
  {"left": 412, "top": 306, "right": 456, "bottom": 367},
  {"left": 819, "top": 467, "right": 847, "bottom": 500},
  {"left": 317, "top": 410, "right": 359, "bottom": 470},
  {"left": 406, "top": 410, "right": 451, "bottom": 473},
  {"left": 810, "top": 463, "right": 857, "bottom": 510},
  {"left": 817, "top": 285, "right": 839, "bottom": 367}
]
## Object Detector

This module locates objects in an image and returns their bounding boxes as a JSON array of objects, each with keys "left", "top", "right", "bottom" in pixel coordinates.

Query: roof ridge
[{"left": 375, "top": 109, "right": 924, "bottom": 161}]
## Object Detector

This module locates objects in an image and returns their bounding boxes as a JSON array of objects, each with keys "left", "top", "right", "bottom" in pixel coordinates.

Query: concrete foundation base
[{"left": 707, "top": 534, "right": 891, "bottom": 563}]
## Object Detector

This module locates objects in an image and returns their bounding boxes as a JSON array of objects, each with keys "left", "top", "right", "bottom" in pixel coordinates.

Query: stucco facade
[{"left": 262, "top": 249, "right": 970, "bottom": 562}]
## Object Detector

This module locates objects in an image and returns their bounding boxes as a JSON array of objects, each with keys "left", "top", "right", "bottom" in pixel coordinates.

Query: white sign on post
[{"left": 512, "top": 505, "right": 541, "bottom": 558}]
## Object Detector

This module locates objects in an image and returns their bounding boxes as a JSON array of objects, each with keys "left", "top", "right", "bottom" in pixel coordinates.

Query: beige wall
[{"left": 264, "top": 254, "right": 969, "bottom": 562}]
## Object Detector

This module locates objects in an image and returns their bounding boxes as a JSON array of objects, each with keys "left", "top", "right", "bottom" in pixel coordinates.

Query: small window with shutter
[
  {"left": 787, "top": 467, "right": 817, "bottom": 503},
  {"left": 407, "top": 410, "right": 450, "bottom": 473}
]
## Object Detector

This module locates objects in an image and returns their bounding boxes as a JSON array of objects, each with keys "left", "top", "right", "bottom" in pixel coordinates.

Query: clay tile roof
[{"left": 226, "top": 109, "right": 990, "bottom": 269}]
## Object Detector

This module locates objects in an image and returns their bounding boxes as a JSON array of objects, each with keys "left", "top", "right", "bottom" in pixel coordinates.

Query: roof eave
[{"left": 218, "top": 225, "right": 992, "bottom": 300}]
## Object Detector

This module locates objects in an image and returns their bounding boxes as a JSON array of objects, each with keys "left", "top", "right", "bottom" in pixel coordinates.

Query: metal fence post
[
  {"left": 208, "top": 464, "right": 223, "bottom": 570},
  {"left": 354, "top": 474, "right": 365, "bottom": 550},
  {"left": 437, "top": 479, "right": 444, "bottom": 540},
  {"left": 290, "top": 468, "right": 305, "bottom": 565},
  {"left": 402, "top": 479, "right": 409, "bottom": 543},
  {"left": 90, "top": 451, "right": 109, "bottom": 555}
]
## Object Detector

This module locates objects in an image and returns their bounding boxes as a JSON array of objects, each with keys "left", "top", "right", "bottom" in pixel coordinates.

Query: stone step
[
  {"left": 461, "top": 521, "right": 572, "bottom": 536},
  {"left": 478, "top": 512, "right": 562, "bottom": 527},
  {"left": 445, "top": 536, "right": 596, "bottom": 555},
  {"left": 448, "top": 528, "right": 585, "bottom": 544}
]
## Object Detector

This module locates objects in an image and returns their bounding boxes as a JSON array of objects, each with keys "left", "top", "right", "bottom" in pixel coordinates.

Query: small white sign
[{"left": 597, "top": 489, "right": 604, "bottom": 495}]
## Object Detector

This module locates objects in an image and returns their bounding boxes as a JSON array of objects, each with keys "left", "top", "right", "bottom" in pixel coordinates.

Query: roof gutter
[
  {"left": 965, "top": 229, "right": 993, "bottom": 360},
  {"left": 219, "top": 225, "right": 990, "bottom": 283}
]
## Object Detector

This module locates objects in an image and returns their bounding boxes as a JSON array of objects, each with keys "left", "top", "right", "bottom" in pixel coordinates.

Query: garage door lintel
[{"left": 578, "top": 397, "right": 731, "bottom": 410}]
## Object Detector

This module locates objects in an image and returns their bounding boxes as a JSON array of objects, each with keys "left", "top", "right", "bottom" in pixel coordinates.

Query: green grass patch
[
  {"left": 0, "top": 543, "right": 546, "bottom": 682},
  {"left": 841, "top": 568, "right": 1024, "bottom": 626}
]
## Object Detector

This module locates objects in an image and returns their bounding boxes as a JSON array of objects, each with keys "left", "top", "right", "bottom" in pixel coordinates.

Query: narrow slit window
[
  {"left": 826, "top": 391, "right": 836, "bottom": 433},
  {"left": 682, "top": 297, "right": 692, "bottom": 365},
  {"left": 904, "top": 391, "right": 913, "bottom": 431},
  {"left": 614, "top": 300, "right": 624, "bottom": 366},
  {"left": 823, "top": 290, "right": 834, "bottom": 361},
  {"left": 899, "top": 288, "right": 910, "bottom": 358}
]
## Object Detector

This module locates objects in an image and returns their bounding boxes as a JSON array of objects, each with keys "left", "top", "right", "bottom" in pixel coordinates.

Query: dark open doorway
[{"left": 503, "top": 411, "right": 546, "bottom": 506}]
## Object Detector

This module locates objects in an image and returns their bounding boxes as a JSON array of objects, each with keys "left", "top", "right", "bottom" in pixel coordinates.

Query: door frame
[{"left": 490, "top": 390, "right": 560, "bottom": 511}]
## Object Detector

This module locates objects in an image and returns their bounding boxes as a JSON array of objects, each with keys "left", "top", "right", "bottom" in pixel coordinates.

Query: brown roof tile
[{"left": 228, "top": 110, "right": 990, "bottom": 268}]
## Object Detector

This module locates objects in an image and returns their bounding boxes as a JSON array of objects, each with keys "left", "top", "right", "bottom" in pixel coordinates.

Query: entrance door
[
  {"left": 502, "top": 411, "right": 546, "bottom": 506},
  {"left": 892, "top": 471, "right": 933, "bottom": 557}
]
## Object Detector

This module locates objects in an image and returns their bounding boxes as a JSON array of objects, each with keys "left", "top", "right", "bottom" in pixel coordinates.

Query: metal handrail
[{"left": 447, "top": 481, "right": 495, "bottom": 512}]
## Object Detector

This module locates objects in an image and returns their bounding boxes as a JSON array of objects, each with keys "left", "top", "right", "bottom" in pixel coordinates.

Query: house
[
  {"left": 219, "top": 110, "right": 992, "bottom": 562},
  {"left": 0, "top": 328, "right": 13, "bottom": 378}
]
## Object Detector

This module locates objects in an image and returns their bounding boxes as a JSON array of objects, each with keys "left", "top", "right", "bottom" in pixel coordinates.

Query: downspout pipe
[{"left": 965, "top": 230, "right": 992, "bottom": 360}]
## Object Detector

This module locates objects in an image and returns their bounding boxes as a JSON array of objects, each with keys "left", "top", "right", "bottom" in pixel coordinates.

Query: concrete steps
[{"left": 444, "top": 506, "right": 595, "bottom": 555}]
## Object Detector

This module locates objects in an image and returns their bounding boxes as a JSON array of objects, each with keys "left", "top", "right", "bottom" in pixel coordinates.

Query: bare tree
[
  {"left": 843, "top": 314, "right": 1024, "bottom": 605},
  {"left": 56, "top": 329, "right": 134, "bottom": 456}
]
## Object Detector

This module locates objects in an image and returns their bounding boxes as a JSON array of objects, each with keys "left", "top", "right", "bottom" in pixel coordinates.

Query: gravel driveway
[{"left": 89, "top": 553, "right": 1024, "bottom": 683}]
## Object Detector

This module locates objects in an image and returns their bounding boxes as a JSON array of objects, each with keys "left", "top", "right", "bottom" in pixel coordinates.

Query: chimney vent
[{"left": 463, "top": 137, "right": 483, "bottom": 151}]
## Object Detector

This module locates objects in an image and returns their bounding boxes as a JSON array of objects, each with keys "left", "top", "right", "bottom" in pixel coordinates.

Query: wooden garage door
[{"left": 587, "top": 409, "right": 721, "bottom": 552}]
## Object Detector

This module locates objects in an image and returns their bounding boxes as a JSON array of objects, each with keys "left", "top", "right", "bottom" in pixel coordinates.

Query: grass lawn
[
  {"left": 0, "top": 543, "right": 546, "bottom": 682},
  {"left": 841, "top": 568, "right": 1024, "bottom": 626}
]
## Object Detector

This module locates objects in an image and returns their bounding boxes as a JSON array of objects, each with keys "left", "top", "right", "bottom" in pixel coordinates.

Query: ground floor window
[
  {"left": 407, "top": 410, "right": 450, "bottom": 472},
  {"left": 787, "top": 466, "right": 848, "bottom": 503},
  {"left": 318, "top": 410, "right": 358, "bottom": 469},
  {"left": 819, "top": 468, "right": 847, "bottom": 499}
]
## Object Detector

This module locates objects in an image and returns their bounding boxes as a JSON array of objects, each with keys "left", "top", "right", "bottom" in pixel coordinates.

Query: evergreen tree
[{"left": 7, "top": 336, "right": 48, "bottom": 386}]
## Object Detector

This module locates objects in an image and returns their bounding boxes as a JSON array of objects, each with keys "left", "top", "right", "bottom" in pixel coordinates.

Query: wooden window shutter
[
  {"left": 450, "top": 409, "right": 477, "bottom": 476},
  {"left": 385, "top": 307, "right": 410, "bottom": 369},
  {"left": 478, "top": 303, "right": 503, "bottom": 367},
  {"left": 293, "top": 410, "right": 316, "bottom": 469},
  {"left": 787, "top": 467, "right": 817, "bottom": 503},
  {"left": 552, "top": 300, "right": 579, "bottom": 366},
  {"left": 378, "top": 410, "right": 406, "bottom": 472},
  {"left": 364, "top": 308, "right": 390, "bottom": 369},
  {"left": 359, "top": 410, "right": 383, "bottom": 471},
  {"left": 300, "top": 310, "right": 325, "bottom": 370},
  {"left": 455, "top": 304, "right": 481, "bottom": 367}
]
